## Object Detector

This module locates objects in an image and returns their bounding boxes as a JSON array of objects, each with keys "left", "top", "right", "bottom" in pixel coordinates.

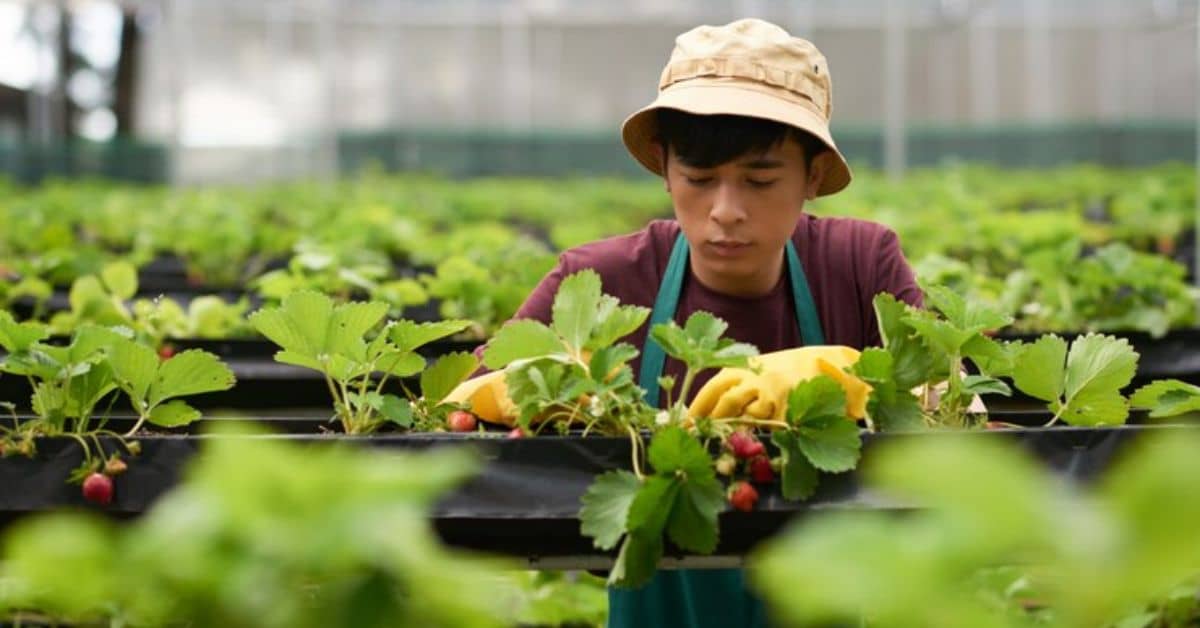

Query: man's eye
[
  {"left": 747, "top": 179, "right": 778, "bottom": 188},
  {"left": 684, "top": 176, "right": 713, "bottom": 185}
]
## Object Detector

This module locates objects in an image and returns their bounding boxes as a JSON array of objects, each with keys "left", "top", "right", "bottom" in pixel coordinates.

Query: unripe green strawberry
[{"left": 715, "top": 453, "right": 737, "bottom": 476}]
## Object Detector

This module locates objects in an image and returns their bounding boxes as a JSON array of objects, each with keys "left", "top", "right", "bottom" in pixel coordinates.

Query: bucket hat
[{"left": 621, "top": 18, "right": 852, "bottom": 196}]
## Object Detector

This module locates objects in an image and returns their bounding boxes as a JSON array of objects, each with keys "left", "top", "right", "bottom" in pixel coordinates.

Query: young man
[{"left": 458, "top": 18, "right": 921, "bottom": 628}]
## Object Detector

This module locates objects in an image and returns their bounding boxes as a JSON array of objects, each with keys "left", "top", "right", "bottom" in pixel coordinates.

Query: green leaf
[
  {"left": 787, "top": 376, "right": 848, "bottom": 424},
  {"left": 1012, "top": 335, "right": 1067, "bottom": 403},
  {"left": 626, "top": 476, "right": 680, "bottom": 534},
  {"left": 773, "top": 431, "right": 820, "bottom": 500},
  {"left": 105, "top": 337, "right": 159, "bottom": 403},
  {"left": 795, "top": 416, "right": 862, "bottom": 473},
  {"left": 647, "top": 426, "right": 714, "bottom": 480},
  {"left": 589, "top": 344, "right": 638, "bottom": 381},
  {"left": 1130, "top": 380, "right": 1200, "bottom": 418},
  {"left": 1064, "top": 334, "right": 1138, "bottom": 402},
  {"left": 249, "top": 290, "right": 333, "bottom": 356},
  {"left": 148, "top": 350, "right": 236, "bottom": 407},
  {"left": 65, "top": 361, "right": 116, "bottom": 417},
  {"left": 924, "top": 284, "right": 1013, "bottom": 333},
  {"left": 870, "top": 395, "right": 926, "bottom": 432},
  {"left": 552, "top": 270, "right": 602, "bottom": 350},
  {"left": 326, "top": 301, "right": 389, "bottom": 360},
  {"left": 379, "top": 394, "right": 412, "bottom": 427},
  {"left": 389, "top": 319, "right": 472, "bottom": 354},
  {"left": 580, "top": 470, "right": 640, "bottom": 551},
  {"left": 666, "top": 478, "right": 724, "bottom": 554},
  {"left": 376, "top": 351, "right": 426, "bottom": 378},
  {"left": 962, "top": 336, "right": 1016, "bottom": 377},
  {"left": 420, "top": 352, "right": 479, "bottom": 404},
  {"left": 850, "top": 347, "right": 893, "bottom": 384},
  {"left": 650, "top": 312, "right": 756, "bottom": 372},
  {"left": 482, "top": 320, "right": 565, "bottom": 369},
  {"left": 31, "top": 383, "right": 65, "bottom": 423},
  {"left": 961, "top": 375, "right": 1011, "bottom": 397},
  {"left": 902, "top": 316, "right": 973, "bottom": 356},
  {"left": 1059, "top": 389, "right": 1129, "bottom": 426},
  {"left": 0, "top": 311, "right": 48, "bottom": 352},
  {"left": 147, "top": 400, "right": 201, "bottom": 427},
  {"left": 274, "top": 349, "right": 325, "bottom": 372},
  {"left": 609, "top": 529, "right": 663, "bottom": 589},
  {"left": 100, "top": 261, "right": 138, "bottom": 301},
  {"left": 586, "top": 295, "right": 650, "bottom": 351}
]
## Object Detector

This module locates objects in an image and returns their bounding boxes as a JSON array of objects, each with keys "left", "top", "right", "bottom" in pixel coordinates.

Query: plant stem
[
  {"left": 676, "top": 368, "right": 699, "bottom": 410},
  {"left": 625, "top": 424, "right": 644, "bottom": 481},
  {"left": 712, "top": 417, "right": 790, "bottom": 429}
]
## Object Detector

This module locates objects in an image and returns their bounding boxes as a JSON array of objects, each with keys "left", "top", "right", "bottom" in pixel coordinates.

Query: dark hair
[{"left": 655, "top": 108, "right": 827, "bottom": 171}]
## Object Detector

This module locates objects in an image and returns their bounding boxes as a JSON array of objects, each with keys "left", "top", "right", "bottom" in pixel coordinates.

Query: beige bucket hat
[{"left": 621, "top": 18, "right": 852, "bottom": 196}]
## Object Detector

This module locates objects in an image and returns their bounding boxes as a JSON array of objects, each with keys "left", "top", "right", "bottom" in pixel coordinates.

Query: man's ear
[{"left": 805, "top": 152, "right": 831, "bottom": 200}]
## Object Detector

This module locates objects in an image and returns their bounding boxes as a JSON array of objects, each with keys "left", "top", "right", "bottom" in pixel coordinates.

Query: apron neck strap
[{"left": 638, "top": 232, "right": 824, "bottom": 407}]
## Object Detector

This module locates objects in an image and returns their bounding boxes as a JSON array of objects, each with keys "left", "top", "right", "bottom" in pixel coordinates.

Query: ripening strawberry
[
  {"left": 507, "top": 427, "right": 525, "bottom": 439},
  {"left": 447, "top": 410, "right": 477, "bottom": 432},
  {"left": 727, "top": 431, "right": 764, "bottom": 460},
  {"left": 728, "top": 481, "right": 758, "bottom": 512},
  {"left": 749, "top": 455, "right": 774, "bottom": 484},
  {"left": 82, "top": 473, "right": 113, "bottom": 506},
  {"left": 157, "top": 344, "right": 176, "bottom": 361}
]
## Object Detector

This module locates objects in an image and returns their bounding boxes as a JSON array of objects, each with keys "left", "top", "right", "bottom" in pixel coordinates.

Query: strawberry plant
[
  {"left": 483, "top": 271, "right": 870, "bottom": 587},
  {"left": 0, "top": 310, "right": 235, "bottom": 490},
  {"left": 249, "top": 290, "right": 478, "bottom": 434}
]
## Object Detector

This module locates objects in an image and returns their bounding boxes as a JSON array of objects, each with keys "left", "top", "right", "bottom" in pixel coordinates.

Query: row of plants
[
  {"left": 2, "top": 164, "right": 1196, "bottom": 340},
  {"left": 1, "top": 271, "right": 1199, "bottom": 625}
]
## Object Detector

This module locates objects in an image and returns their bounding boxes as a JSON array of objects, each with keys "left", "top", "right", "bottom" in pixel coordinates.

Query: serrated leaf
[
  {"left": 650, "top": 312, "right": 756, "bottom": 372},
  {"left": 482, "top": 320, "right": 565, "bottom": 369},
  {"left": 646, "top": 426, "right": 713, "bottom": 480},
  {"left": 666, "top": 478, "right": 724, "bottom": 554},
  {"left": 1130, "top": 380, "right": 1200, "bottom": 418},
  {"left": 1064, "top": 334, "right": 1138, "bottom": 401},
  {"left": 105, "top": 337, "right": 159, "bottom": 402},
  {"left": 961, "top": 375, "right": 1011, "bottom": 397},
  {"left": 626, "top": 476, "right": 680, "bottom": 534},
  {"left": 0, "top": 311, "right": 48, "bottom": 353},
  {"left": 65, "top": 361, "right": 116, "bottom": 417},
  {"left": 850, "top": 348, "right": 893, "bottom": 384},
  {"left": 608, "top": 529, "right": 663, "bottom": 589},
  {"left": 375, "top": 351, "right": 426, "bottom": 378},
  {"left": 903, "top": 316, "right": 973, "bottom": 356},
  {"left": 787, "top": 376, "right": 848, "bottom": 425},
  {"left": 379, "top": 394, "right": 412, "bottom": 427},
  {"left": 326, "top": 301, "right": 389, "bottom": 361},
  {"left": 773, "top": 431, "right": 819, "bottom": 500},
  {"left": 100, "top": 261, "right": 138, "bottom": 301},
  {"left": 1060, "top": 389, "right": 1129, "bottom": 426},
  {"left": 1012, "top": 335, "right": 1067, "bottom": 403},
  {"left": 147, "top": 400, "right": 201, "bottom": 427},
  {"left": 249, "top": 291, "right": 332, "bottom": 356},
  {"left": 31, "top": 383, "right": 65, "bottom": 424},
  {"left": 589, "top": 344, "right": 638, "bottom": 382},
  {"left": 870, "top": 395, "right": 926, "bottom": 432},
  {"left": 552, "top": 270, "right": 602, "bottom": 350},
  {"left": 963, "top": 336, "right": 1015, "bottom": 377},
  {"left": 421, "top": 352, "right": 479, "bottom": 404},
  {"left": 274, "top": 350, "right": 325, "bottom": 372},
  {"left": 148, "top": 350, "right": 236, "bottom": 406},
  {"left": 586, "top": 295, "right": 650, "bottom": 350},
  {"left": 580, "top": 470, "right": 641, "bottom": 550},
  {"left": 389, "top": 319, "right": 472, "bottom": 354},
  {"left": 924, "top": 284, "right": 1012, "bottom": 333},
  {"left": 796, "top": 416, "right": 862, "bottom": 472}
]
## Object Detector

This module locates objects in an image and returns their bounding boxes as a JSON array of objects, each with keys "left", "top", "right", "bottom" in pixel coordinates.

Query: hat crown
[{"left": 660, "top": 18, "right": 832, "bottom": 121}]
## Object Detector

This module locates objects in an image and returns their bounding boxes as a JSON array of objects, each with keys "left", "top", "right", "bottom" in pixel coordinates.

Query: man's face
[{"left": 664, "top": 136, "right": 824, "bottom": 297}]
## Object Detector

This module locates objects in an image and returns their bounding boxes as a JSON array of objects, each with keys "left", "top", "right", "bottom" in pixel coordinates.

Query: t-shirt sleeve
[{"left": 863, "top": 226, "right": 922, "bottom": 346}]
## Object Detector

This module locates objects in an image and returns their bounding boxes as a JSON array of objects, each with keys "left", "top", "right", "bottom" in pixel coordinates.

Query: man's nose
[{"left": 709, "top": 183, "right": 746, "bottom": 225}]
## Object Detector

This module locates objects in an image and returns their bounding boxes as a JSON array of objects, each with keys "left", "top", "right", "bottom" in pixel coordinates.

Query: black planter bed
[{"left": 0, "top": 424, "right": 1190, "bottom": 568}]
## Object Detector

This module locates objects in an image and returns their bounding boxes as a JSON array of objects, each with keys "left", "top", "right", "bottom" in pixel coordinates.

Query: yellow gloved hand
[
  {"left": 688, "top": 346, "right": 871, "bottom": 422},
  {"left": 443, "top": 370, "right": 519, "bottom": 427}
]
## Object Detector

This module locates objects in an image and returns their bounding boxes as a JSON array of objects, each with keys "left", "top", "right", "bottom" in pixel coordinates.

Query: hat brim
[{"left": 621, "top": 80, "right": 852, "bottom": 197}]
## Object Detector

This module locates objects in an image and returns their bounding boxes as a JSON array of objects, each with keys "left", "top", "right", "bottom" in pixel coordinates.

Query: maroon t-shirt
[{"left": 498, "top": 217, "right": 921, "bottom": 405}]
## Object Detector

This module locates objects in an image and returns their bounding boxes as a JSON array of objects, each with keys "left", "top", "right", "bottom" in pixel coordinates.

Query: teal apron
[{"left": 610, "top": 234, "right": 825, "bottom": 628}]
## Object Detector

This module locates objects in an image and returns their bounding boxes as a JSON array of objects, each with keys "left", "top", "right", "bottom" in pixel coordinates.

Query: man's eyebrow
[{"left": 738, "top": 158, "right": 784, "bottom": 169}]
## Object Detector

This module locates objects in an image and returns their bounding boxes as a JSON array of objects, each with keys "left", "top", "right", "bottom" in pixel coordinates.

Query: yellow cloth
[
  {"left": 443, "top": 370, "right": 518, "bottom": 427},
  {"left": 688, "top": 345, "right": 870, "bottom": 422}
]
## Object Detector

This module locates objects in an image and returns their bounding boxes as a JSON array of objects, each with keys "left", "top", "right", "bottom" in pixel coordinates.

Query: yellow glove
[
  {"left": 688, "top": 346, "right": 871, "bottom": 422},
  {"left": 443, "top": 370, "right": 519, "bottom": 427}
]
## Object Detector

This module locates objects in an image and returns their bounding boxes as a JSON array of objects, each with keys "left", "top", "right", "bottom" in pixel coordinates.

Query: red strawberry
[
  {"left": 82, "top": 473, "right": 113, "bottom": 505},
  {"left": 749, "top": 455, "right": 775, "bottom": 483},
  {"left": 447, "top": 410, "right": 477, "bottom": 432},
  {"left": 157, "top": 344, "right": 176, "bottom": 361},
  {"left": 727, "top": 431, "right": 764, "bottom": 460},
  {"left": 728, "top": 481, "right": 759, "bottom": 512},
  {"left": 506, "top": 427, "right": 525, "bottom": 439}
]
